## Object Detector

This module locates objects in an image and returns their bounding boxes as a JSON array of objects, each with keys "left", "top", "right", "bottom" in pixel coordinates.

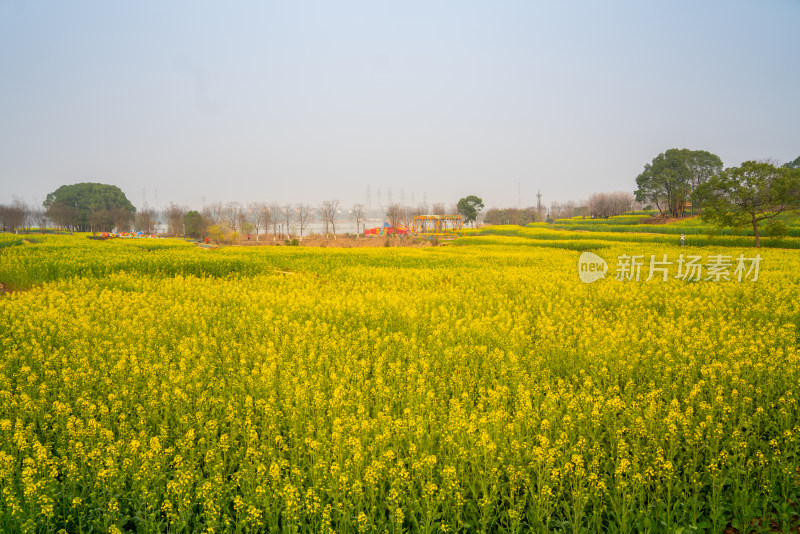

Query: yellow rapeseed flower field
[{"left": 0, "top": 233, "right": 798, "bottom": 533}]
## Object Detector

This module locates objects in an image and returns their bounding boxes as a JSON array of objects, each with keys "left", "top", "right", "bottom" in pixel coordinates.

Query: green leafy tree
[
  {"left": 44, "top": 183, "right": 135, "bottom": 232},
  {"left": 765, "top": 218, "right": 788, "bottom": 240},
  {"left": 483, "top": 207, "right": 538, "bottom": 226},
  {"left": 456, "top": 195, "right": 484, "bottom": 227},
  {"left": 635, "top": 149, "right": 722, "bottom": 217},
  {"left": 693, "top": 161, "right": 800, "bottom": 247},
  {"left": 783, "top": 155, "right": 800, "bottom": 169},
  {"left": 184, "top": 210, "right": 206, "bottom": 239}
]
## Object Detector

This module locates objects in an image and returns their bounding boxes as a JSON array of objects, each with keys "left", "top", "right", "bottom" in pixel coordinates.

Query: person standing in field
[{"left": 680, "top": 233, "right": 685, "bottom": 247}]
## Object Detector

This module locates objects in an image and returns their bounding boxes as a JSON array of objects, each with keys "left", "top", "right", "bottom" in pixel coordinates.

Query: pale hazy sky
[{"left": 1, "top": 1, "right": 798, "bottom": 211}]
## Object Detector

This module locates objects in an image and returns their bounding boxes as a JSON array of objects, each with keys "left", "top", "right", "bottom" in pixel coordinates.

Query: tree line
[
  {"left": 482, "top": 150, "right": 800, "bottom": 249},
  {"left": 14, "top": 182, "right": 481, "bottom": 242},
  {"left": 187, "top": 200, "right": 471, "bottom": 241},
  {"left": 0, "top": 186, "right": 640, "bottom": 235},
  {"left": 5, "top": 151, "right": 799, "bottom": 247},
  {"left": 483, "top": 192, "right": 638, "bottom": 225},
  {"left": 634, "top": 149, "right": 800, "bottom": 246}
]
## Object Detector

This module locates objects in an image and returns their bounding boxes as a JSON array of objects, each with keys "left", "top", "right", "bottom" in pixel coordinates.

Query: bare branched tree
[
  {"left": 0, "top": 198, "right": 28, "bottom": 233},
  {"left": 386, "top": 203, "right": 403, "bottom": 232},
  {"left": 165, "top": 202, "right": 187, "bottom": 236},
  {"left": 31, "top": 205, "right": 49, "bottom": 230},
  {"left": 320, "top": 203, "right": 331, "bottom": 237},
  {"left": 204, "top": 202, "right": 224, "bottom": 226},
  {"left": 88, "top": 209, "right": 105, "bottom": 234},
  {"left": 610, "top": 192, "right": 634, "bottom": 215},
  {"left": 574, "top": 200, "right": 589, "bottom": 218},
  {"left": 549, "top": 200, "right": 577, "bottom": 221},
  {"left": 281, "top": 205, "right": 293, "bottom": 239},
  {"left": 587, "top": 192, "right": 634, "bottom": 218},
  {"left": 136, "top": 204, "right": 158, "bottom": 233},
  {"left": 224, "top": 202, "right": 243, "bottom": 232},
  {"left": 110, "top": 208, "right": 134, "bottom": 232},
  {"left": 320, "top": 200, "right": 340, "bottom": 239},
  {"left": 269, "top": 203, "right": 280, "bottom": 240},
  {"left": 587, "top": 194, "right": 609, "bottom": 219},
  {"left": 352, "top": 203, "right": 366, "bottom": 237},
  {"left": 45, "top": 202, "right": 79, "bottom": 231},
  {"left": 296, "top": 203, "right": 312, "bottom": 239},
  {"left": 482, "top": 207, "right": 541, "bottom": 226},
  {"left": 400, "top": 205, "right": 414, "bottom": 230},
  {"left": 248, "top": 202, "right": 271, "bottom": 241},
  {"left": 17, "top": 198, "right": 31, "bottom": 232}
]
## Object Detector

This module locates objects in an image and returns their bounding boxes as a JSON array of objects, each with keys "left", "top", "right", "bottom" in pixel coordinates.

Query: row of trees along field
[
  {"left": 5, "top": 182, "right": 485, "bottom": 241},
  {"left": 4, "top": 151, "right": 798, "bottom": 246},
  {"left": 184, "top": 200, "right": 360, "bottom": 242},
  {"left": 483, "top": 192, "right": 639, "bottom": 225},
  {"left": 190, "top": 195, "right": 483, "bottom": 240},
  {"left": 7, "top": 193, "right": 585, "bottom": 234},
  {"left": 187, "top": 197, "right": 483, "bottom": 241},
  {"left": 482, "top": 150, "right": 799, "bottom": 248},
  {"left": 635, "top": 149, "right": 800, "bottom": 246},
  {"left": 190, "top": 198, "right": 482, "bottom": 242}
]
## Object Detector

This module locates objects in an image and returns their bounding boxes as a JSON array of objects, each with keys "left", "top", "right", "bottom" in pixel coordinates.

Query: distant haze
[{"left": 1, "top": 1, "right": 798, "bottom": 211}]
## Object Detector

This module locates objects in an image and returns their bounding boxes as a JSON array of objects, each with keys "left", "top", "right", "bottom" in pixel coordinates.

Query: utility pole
[{"left": 537, "top": 190, "right": 543, "bottom": 222}]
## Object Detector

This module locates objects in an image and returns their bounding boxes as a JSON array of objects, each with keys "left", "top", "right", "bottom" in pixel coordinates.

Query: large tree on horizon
[
  {"left": 456, "top": 195, "right": 484, "bottom": 227},
  {"left": 44, "top": 182, "right": 136, "bottom": 233},
  {"left": 693, "top": 161, "right": 800, "bottom": 247},
  {"left": 635, "top": 149, "right": 722, "bottom": 217}
]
